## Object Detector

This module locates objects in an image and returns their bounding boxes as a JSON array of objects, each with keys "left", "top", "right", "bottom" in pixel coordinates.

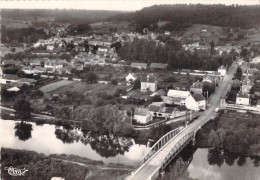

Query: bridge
[{"left": 127, "top": 63, "right": 238, "bottom": 180}]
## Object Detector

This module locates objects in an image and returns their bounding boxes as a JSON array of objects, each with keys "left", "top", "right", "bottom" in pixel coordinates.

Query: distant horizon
[{"left": 1, "top": 0, "right": 259, "bottom": 11}]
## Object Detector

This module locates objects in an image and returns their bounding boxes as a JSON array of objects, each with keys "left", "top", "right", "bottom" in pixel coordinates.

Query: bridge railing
[
  {"left": 161, "top": 131, "right": 194, "bottom": 169},
  {"left": 143, "top": 126, "right": 184, "bottom": 163}
]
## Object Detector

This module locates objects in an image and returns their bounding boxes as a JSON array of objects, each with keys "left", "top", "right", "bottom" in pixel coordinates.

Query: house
[
  {"left": 165, "top": 31, "right": 171, "bottom": 36},
  {"left": 185, "top": 94, "right": 206, "bottom": 111},
  {"left": 171, "top": 106, "right": 188, "bottom": 118},
  {"left": 75, "top": 46, "right": 85, "bottom": 52},
  {"left": 0, "top": 74, "right": 20, "bottom": 84},
  {"left": 33, "top": 39, "right": 45, "bottom": 47},
  {"left": 34, "top": 66, "right": 46, "bottom": 74},
  {"left": 250, "top": 56, "right": 260, "bottom": 64},
  {"left": 190, "top": 81, "right": 203, "bottom": 95},
  {"left": 125, "top": 73, "right": 137, "bottom": 82},
  {"left": 130, "top": 63, "right": 148, "bottom": 69},
  {"left": 218, "top": 65, "right": 226, "bottom": 76},
  {"left": 22, "top": 66, "right": 34, "bottom": 74},
  {"left": 252, "top": 81, "right": 260, "bottom": 96},
  {"left": 256, "top": 100, "right": 260, "bottom": 109},
  {"left": 236, "top": 92, "right": 250, "bottom": 105},
  {"left": 163, "top": 89, "right": 191, "bottom": 105},
  {"left": 140, "top": 75, "right": 157, "bottom": 92},
  {"left": 18, "top": 78, "right": 37, "bottom": 85},
  {"left": 150, "top": 89, "right": 166, "bottom": 97},
  {"left": 47, "top": 45, "right": 54, "bottom": 51},
  {"left": 98, "top": 47, "right": 109, "bottom": 53},
  {"left": 148, "top": 102, "right": 165, "bottom": 117},
  {"left": 149, "top": 63, "right": 168, "bottom": 70},
  {"left": 44, "top": 61, "right": 63, "bottom": 69},
  {"left": 241, "top": 75, "right": 253, "bottom": 94},
  {"left": 7, "top": 86, "right": 20, "bottom": 92},
  {"left": 30, "top": 59, "right": 42, "bottom": 66},
  {"left": 134, "top": 107, "right": 152, "bottom": 124},
  {"left": 2, "top": 60, "right": 18, "bottom": 66}
]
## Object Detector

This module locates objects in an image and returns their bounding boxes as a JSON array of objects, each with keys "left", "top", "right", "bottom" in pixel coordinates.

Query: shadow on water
[
  {"left": 54, "top": 126, "right": 133, "bottom": 158},
  {"left": 14, "top": 121, "right": 33, "bottom": 141}
]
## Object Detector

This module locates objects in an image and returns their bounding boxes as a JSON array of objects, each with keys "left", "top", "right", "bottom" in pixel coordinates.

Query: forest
[
  {"left": 1, "top": 148, "right": 89, "bottom": 180},
  {"left": 117, "top": 38, "right": 235, "bottom": 70},
  {"left": 109, "top": 4, "right": 260, "bottom": 32}
]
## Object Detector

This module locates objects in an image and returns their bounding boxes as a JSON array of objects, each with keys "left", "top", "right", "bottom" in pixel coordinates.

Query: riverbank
[
  {"left": 196, "top": 110, "right": 260, "bottom": 156},
  {"left": 1, "top": 148, "right": 134, "bottom": 180}
]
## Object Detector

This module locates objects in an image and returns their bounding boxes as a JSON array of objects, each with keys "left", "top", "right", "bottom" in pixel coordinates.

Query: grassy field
[
  {"left": 50, "top": 81, "right": 126, "bottom": 95},
  {"left": 40, "top": 80, "right": 74, "bottom": 93}
]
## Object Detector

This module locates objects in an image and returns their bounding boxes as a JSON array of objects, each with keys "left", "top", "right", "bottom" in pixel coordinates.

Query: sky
[{"left": 0, "top": 0, "right": 259, "bottom": 11}]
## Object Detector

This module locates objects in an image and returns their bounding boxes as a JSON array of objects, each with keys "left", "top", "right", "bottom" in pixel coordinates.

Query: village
[{"left": 1, "top": 24, "right": 260, "bottom": 127}]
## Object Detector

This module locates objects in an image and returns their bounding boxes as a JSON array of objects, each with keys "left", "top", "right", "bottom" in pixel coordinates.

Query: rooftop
[
  {"left": 193, "top": 94, "right": 206, "bottom": 102},
  {"left": 149, "top": 63, "right": 168, "bottom": 69},
  {"left": 134, "top": 107, "right": 149, "bottom": 116}
]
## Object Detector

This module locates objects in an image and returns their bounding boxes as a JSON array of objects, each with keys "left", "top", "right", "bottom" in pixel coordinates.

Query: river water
[{"left": 1, "top": 119, "right": 259, "bottom": 179}]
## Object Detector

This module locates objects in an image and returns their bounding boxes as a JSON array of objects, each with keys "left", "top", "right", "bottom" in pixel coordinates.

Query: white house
[
  {"left": 236, "top": 92, "right": 250, "bottom": 105},
  {"left": 22, "top": 66, "right": 34, "bottom": 74},
  {"left": 250, "top": 56, "right": 260, "bottom": 64},
  {"left": 125, "top": 73, "right": 137, "bottom": 82},
  {"left": 134, "top": 107, "right": 152, "bottom": 124},
  {"left": 130, "top": 63, "right": 148, "bottom": 69},
  {"left": 218, "top": 65, "right": 226, "bottom": 77},
  {"left": 44, "top": 61, "right": 63, "bottom": 69},
  {"left": 0, "top": 74, "right": 20, "bottom": 84},
  {"left": 185, "top": 94, "right": 206, "bottom": 111},
  {"left": 162, "top": 90, "right": 191, "bottom": 105},
  {"left": 33, "top": 39, "right": 46, "bottom": 47},
  {"left": 47, "top": 45, "right": 55, "bottom": 51},
  {"left": 141, "top": 75, "right": 157, "bottom": 92},
  {"left": 7, "top": 87, "right": 20, "bottom": 92}
]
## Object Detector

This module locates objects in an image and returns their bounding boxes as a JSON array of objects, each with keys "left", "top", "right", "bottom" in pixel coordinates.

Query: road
[
  {"left": 0, "top": 106, "right": 55, "bottom": 120},
  {"left": 130, "top": 62, "right": 237, "bottom": 180}
]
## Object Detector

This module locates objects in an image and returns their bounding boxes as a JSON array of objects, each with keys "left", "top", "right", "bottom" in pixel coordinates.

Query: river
[{"left": 1, "top": 119, "right": 259, "bottom": 179}]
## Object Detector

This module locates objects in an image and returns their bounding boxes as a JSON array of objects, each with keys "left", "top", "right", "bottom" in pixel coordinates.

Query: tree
[
  {"left": 85, "top": 72, "right": 97, "bottom": 83},
  {"left": 10, "top": 47, "right": 16, "bottom": 52},
  {"left": 133, "top": 79, "right": 141, "bottom": 90},
  {"left": 14, "top": 121, "right": 33, "bottom": 141},
  {"left": 14, "top": 98, "right": 32, "bottom": 120},
  {"left": 210, "top": 41, "right": 215, "bottom": 55},
  {"left": 152, "top": 95, "right": 162, "bottom": 102},
  {"left": 208, "top": 129, "right": 225, "bottom": 149},
  {"left": 111, "top": 79, "right": 118, "bottom": 85},
  {"left": 203, "top": 82, "right": 216, "bottom": 97}
]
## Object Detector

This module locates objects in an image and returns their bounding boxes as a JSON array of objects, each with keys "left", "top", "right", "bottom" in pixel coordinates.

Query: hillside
[
  {"left": 108, "top": 4, "right": 260, "bottom": 32},
  {"left": 1, "top": 9, "right": 125, "bottom": 25}
]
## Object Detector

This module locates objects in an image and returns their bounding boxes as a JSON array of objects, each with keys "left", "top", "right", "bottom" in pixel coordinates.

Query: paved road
[
  {"left": 0, "top": 106, "right": 55, "bottom": 120},
  {"left": 130, "top": 63, "right": 237, "bottom": 180}
]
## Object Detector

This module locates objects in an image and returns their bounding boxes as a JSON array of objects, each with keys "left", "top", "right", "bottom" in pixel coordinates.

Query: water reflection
[
  {"left": 207, "top": 148, "right": 224, "bottom": 167},
  {"left": 162, "top": 143, "right": 196, "bottom": 180},
  {"left": 160, "top": 145, "right": 260, "bottom": 180},
  {"left": 14, "top": 121, "right": 33, "bottom": 141},
  {"left": 54, "top": 126, "right": 133, "bottom": 158}
]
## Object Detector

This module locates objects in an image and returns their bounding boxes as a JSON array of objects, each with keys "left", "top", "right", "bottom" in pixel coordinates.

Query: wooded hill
[{"left": 108, "top": 4, "right": 260, "bottom": 32}]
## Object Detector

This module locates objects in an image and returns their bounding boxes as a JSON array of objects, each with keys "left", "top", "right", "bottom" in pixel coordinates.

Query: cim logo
[{"left": 4, "top": 166, "right": 28, "bottom": 176}]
